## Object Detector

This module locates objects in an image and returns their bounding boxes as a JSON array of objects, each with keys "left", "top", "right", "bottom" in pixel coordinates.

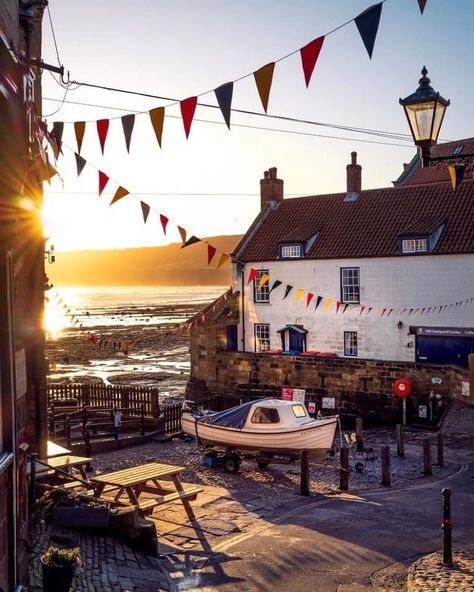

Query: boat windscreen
[{"left": 199, "top": 400, "right": 266, "bottom": 429}]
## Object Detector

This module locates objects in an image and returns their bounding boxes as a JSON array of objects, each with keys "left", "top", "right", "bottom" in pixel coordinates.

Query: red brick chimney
[
  {"left": 346, "top": 152, "right": 362, "bottom": 193},
  {"left": 260, "top": 167, "right": 283, "bottom": 210}
]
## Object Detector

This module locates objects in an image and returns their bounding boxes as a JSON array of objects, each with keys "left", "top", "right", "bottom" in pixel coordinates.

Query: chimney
[
  {"left": 346, "top": 151, "right": 362, "bottom": 193},
  {"left": 260, "top": 167, "right": 283, "bottom": 210}
]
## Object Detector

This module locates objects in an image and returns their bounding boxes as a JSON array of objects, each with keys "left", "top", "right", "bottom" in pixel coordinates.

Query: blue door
[
  {"left": 416, "top": 336, "right": 474, "bottom": 368},
  {"left": 289, "top": 329, "right": 305, "bottom": 353},
  {"left": 226, "top": 324, "right": 238, "bottom": 352}
]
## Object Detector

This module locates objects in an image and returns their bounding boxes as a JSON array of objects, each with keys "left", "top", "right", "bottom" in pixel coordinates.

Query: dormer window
[
  {"left": 398, "top": 223, "right": 445, "bottom": 255},
  {"left": 279, "top": 244, "right": 302, "bottom": 259},
  {"left": 401, "top": 238, "right": 428, "bottom": 253}
]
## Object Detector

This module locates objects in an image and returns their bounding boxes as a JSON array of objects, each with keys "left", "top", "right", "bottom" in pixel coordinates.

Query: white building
[{"left": 231, "top": 147, "right": 474, "bottom": 368}]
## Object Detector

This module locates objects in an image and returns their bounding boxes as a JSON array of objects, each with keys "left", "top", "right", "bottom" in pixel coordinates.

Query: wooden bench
[{"left": 134, "top": 486, "right": 203, "bottom": 513}]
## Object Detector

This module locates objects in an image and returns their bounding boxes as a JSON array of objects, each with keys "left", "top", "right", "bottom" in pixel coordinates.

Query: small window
[
  {"left": 253, "top": 269, "right": 270, "bottom": 303},
  {"left": 255, "top": 323, "right": 270, "bottom": 352},
  {"left": 280, "top": 244, "right": 302, "bottom": 258},
  {"left": 344, "top": 331, "right": 358, "bottom": 357},
  {"left": 452, "top": 146, "right": 464, "bottom": 156},
  {"left": 251, "top": 407, "right": 280, "bottom": 423},
  {"left": 401, "top": 238, "right": 428, "bottom": 253},
  {"left": 341, "top": 267, "right": 360, "bottom": 304},
  {"left": 292, "top": 404, "right": 307, "bottom": 418}
]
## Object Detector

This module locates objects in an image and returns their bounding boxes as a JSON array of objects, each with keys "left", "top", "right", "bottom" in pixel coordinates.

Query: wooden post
[
  {"left": 442, "top": 488, "right": 453, "bottom": 567},
  {"left": 381, "top": 445, "right": 391, "bottom": 486},
  {"left": 151, "top": 390, "right": 160, "bottom": 418},
  {"left": 65, "top": 417, "right": 71, "bottom": 449},
  {"left": 437, "top": 432, "right": 444, "bottom": 467},
  {"left": 423, "top": 437, "right": 432, "bottom": 476},
  {"left": 49, "top": 402, "right": 55, "bottom": 436},
  {"left": 84, "top": 429, "right": 91, "bottom": 460},
  {"left": 140, "top": 405, "right": 145, "bottom": 436},
  {"left": 300, "top": 450, "right": 310, "bottom": 496},
  {"left": 396, "top": 424, "right": 405, "bottom": 457},
  {"left": 355, "top": 417, "right": 363, "bottom": 452},
  {"left": 339, "top": 446, "right": 349, "bottom": 491},
  {"left": 28, "top": 453, "right": 37, "bottom": 512}
]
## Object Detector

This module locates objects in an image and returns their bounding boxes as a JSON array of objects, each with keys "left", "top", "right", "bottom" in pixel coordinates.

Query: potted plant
[{"left": 41, "top": 545, "right": 81, "bottom": 592}]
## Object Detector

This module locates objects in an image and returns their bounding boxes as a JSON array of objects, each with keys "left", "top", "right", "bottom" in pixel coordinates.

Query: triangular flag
[
  {"left": 300, "top": 36, "right": 324, "bottom": 87},
  {"left": 140, "top": 201, "right": 150, "bottom": 223},
  {"left": 149, "top": 107, "right": 165, "bottom": 148},
  {"left": 323, "top": 298, "right": 333, "bottom": 311},
  {"left": 160, "top": 214, "right": 169, "bottom": 234},
  {"left": 367, "top": 307, "right": 373, "bottom": 315},
  {"left": 343, "top": 304, "right": 350, "bottom": 313},
  {"left": 354, "top": 2, "right": 383, "bottom": 59},
  {"left": 258, "top": 273, "right": 270, "bottom": 290},
  {"left": 121, "top": 113, "right": 135, "bottom": 152},
  {"left": 180, "top": 96, "right": 198, "bottom": 139},
  {"left": 74, "top": 153, "right": 86, "bottom": 177},
  {"left": 408, "top": 308, "right": 414, "bottom": 316},
  {"left": 207, "top": 244, "right": 217, "bottom": 265},
  {"left": 97, "top": 119, "right": 110, "bottom": 154},
  {"left": 216, "top": 253, "right": 230, "bottom": 268},
  {"left": 178, "top": 226, "right": 187, "bottom": 244},
  {"left": 270, "top": 280, "right": 282, "bottom": 293},
  {"left": 295, "top": 288, "right": 304, "bottom": 303},
  {"left": 387, "top": 309, "right": 394, "bottom": 316},
  {"left": 448, "top": 164, "right": 464, "bottom": 190},
  {"left": 359, "top": 305, "right": 366, "bottom": 316},
  {"left": 283, "top": 285, "right": 293, "bottom": 299},
  {"left": 98, "top": 171, "right": 109, "bottom": 196},
  {"left": 335, "top": 301, "right": 342, "bottom": 314},
  {"left": 182, "top": 235, "right": 201, "bottom": 249},
  {"left": 417, "top": 0, "right": 427, "bottom": 14},
  {"left": 74, "top": 121, "right": 86, "bottom": 154},
  {"left": 381, "top": 308, "right": 387, "bottom": 317},
  {"left": 247, "top": 268, "right": 258, "bottom": 286},
  {"left": 89, "top": 335, "right": 97, "bottom": 345},
  {"left": 306, "top": 293, "right": 314, "bottom": 307},
  {"left": 215, "top": 82, "right": 233, "bottom": 129},
  {"left": 110, "top": 186, "right": 129, "bottom": 206},
  {"left": 253, "top": 62, "right": 275, "bottom": 113},
  {"left": 315, "top": 296, "right": 323, "bottom": 310},
  {"left": 52, "top": 121, "right": 64, "bottom": 157}
]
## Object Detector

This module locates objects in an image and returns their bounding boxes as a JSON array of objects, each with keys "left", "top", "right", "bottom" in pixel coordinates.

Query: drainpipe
[{"left": 241, "top": 267, "right": 246, "bottom": 352}]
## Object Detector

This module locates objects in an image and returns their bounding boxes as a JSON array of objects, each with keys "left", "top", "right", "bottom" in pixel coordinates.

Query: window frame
[
  {"left": 279, "top": 243, "right": 303, "bottom": 259},
  {"left": 340, "top": 267, "right": 360, "bottom": 304},
  {"left": 400, "top": 237, "right": 428, "bottom": 254},
  {"left": 251, "top": 407, "right": 280, "bottom": 424},
  {"left": 253, "top": 269, "right": 270, "bottom": 303},
  {"left": 344, "top": 331, "right": 358, "bottom": 357},
  {"left": 291, "top": 404, "right": 307, "bottom": 418},
  {"left": 254, "top": 323, "right": 271, "bottom": 352}
]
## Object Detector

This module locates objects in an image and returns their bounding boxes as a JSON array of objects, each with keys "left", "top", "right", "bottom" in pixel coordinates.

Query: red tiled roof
[
  {"left": 397, "top": 138, "right": 474, "bottom": 186},
  {"left": 235, "top": 179, "right": 474, "bottom": 262}
]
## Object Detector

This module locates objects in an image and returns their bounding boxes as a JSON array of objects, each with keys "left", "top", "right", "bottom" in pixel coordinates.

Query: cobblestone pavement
[
  {"left": 30, "top": 400, "right": 474, "bottom": 591},
  {"left": 407, "top": 547, "right": 474, "bottom": 591}
]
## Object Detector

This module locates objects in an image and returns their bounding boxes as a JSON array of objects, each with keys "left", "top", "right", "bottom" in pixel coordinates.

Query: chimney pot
[{"left": 260, "top": 167, "right": 283, "bottom": 210}]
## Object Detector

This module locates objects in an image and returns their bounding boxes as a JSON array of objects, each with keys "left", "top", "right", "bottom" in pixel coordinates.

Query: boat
[{"left": 181, "top": 398, "right": 338, "bottom": 467}]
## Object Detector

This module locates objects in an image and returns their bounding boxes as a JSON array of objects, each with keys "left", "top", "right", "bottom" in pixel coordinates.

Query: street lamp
[{"left": 399, "top": 67, "right": 450, "bottom": 167}]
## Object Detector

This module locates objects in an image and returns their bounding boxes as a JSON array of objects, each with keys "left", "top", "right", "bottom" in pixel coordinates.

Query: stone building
[{"left": 189, "top": 146, "right": 474, "bottom": 421}]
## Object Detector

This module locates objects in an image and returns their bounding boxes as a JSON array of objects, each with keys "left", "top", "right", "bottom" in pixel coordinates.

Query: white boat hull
[{"left": 182, "top": 413, "right": 338, "bottom": 460}]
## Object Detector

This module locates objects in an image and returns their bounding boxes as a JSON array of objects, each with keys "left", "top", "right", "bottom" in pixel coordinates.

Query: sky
[{"left": 40, "top": 0, "right": 474, "bottom": 252}]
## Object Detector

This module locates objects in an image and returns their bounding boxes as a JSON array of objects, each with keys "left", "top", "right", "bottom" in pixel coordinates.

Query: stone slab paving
[{"left": 407, "top": 548, "right": 474, "bottom": 591}]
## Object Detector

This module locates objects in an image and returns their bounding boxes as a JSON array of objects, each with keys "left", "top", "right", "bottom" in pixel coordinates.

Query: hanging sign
[
  {"left": 308, "top": 402, "right": 316, "bottom": 414},
  {"left": 322, "top": 397, "right": 335, "bottom": 409},
  {"left": 281, "top": 387, "right": 305, "bottom": 402}
]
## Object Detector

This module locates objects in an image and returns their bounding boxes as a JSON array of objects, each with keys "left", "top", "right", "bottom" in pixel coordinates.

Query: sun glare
[{"left": 44, "top": 301, "right": 69, "bottom": 339}]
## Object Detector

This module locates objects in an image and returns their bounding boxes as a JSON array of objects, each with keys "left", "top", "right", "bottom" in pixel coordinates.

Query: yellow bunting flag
[
  {"left": 149, "top": 107, "right": 165, "bottom": 148},
  {"left": 110, "top": 186, "right": 129, "bottom": 205},
  {"left": 294, "top": 288, "right": 304, "bottom": 303},
  {"left": 74, "top": 121, "right": 86, "bottom": 154},
  {"left": 323, "top": 298, "right": 333, "bottom": 311},
  {"left": 448, "top": 164, "right": 464, "bottom": 190},
  {"left": 258, "top": 273, "right": 270, "bottom": 290},
  {"left": 216, "top": 253, "right": 230, "bottom": 269},
  {"left": 253, "top": 62, "right": 275, "bottom": 113}
]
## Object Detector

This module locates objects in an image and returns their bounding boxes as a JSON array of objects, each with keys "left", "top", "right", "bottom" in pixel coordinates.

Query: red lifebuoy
[{"left": 393, "top": 378, "right": 412, "bottom": 398}]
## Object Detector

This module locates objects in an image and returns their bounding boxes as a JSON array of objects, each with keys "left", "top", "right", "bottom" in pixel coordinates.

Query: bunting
[
  {"left": 52, "top": 121, "right": 64, "bottom": 158},
  {"left": 354, "top": 2, "right": 383, "bottom": 59},
  {"left": 253, "top": 62, "right": 275, "bottom": 113},
  {"left": 140, "top": 201, "right": 150, "bottom": 223},
  {"left": 300, "top": 36, "right": 324, "bottom": 87},
  {"left": 98, "top": 171, "right": 109, "bottom": 196},
  {"left": 97, "top": 119, "right": 109, "bottom": 154},
  {"left": 448, "top": 164, "right": 464, "bottom": 190},
  {"left": 258, "top": 273, "right": 270, "bottom": 290},
  {"left": 315, "top": 296, "right": 323, "bottom": 310},
  {"left": 110, "top": 186, "right": 129, "bottom": 206},
  {"left": 295, "top": 288, "right": 304, "bottom": 303},
  {"left": 306, "top": 292, "right": 314, "bottom": 307},
  {"left": 216, "top": 253, "right": 230, "bottom": 268},
  {"left": 149, "top": 107, "right": 165, "bottom": 148},
  {"left": 335, "top": 300, "right": 342, "bottom": 314},
  {"left": 121, "top": 114, "right": 135, "bottom": 152},
  {"left": 270, "top": 280, "right": 282, "bottom": 293},
  {"left": 160, "top": 214, "right": 169, "bottom": 235},
  {"left": 178, "top": 226, "right": 187, "bottom": 244},
  {"left": 74, "top": 121, "right": 86, "bottom": 154},
  {"left": 207, "top": 244, "right": 217, "bottom": 265},
  {"left": 182, "top": 235, "right": 201, "bottom": 249},
  {"left": 417, "top": 0, "right": 427, "bottom": 14},
  {"left": 247, "top": 268, "right": 258, "bottom": 285},
  {"left": 180, "top": 96, "right": 198, "bottom": 139},
  {"left": 323, "top": 298, "right": 333, "bottom": 311},
  {"left": 283, "top": 285, "right": 293, "bottom": 299},
  {"left": 74, "top": 153, "right": 86, "bottom": 177},
  {"left": 215, "top": 82, "right": 233, "bottom": 129}
]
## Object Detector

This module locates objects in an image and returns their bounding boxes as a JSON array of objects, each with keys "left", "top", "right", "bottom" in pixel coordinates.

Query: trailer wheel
[{"left": 223, "top": 453, "right": 241, "bottom": 474}]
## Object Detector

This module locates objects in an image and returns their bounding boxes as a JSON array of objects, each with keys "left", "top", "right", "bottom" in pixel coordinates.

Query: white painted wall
[{"left": 232, "top": 254, "right": 474, "bottom": 361}]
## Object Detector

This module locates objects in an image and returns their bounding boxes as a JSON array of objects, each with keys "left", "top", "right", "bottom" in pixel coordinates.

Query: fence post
[
  {"left": 442, "top": 488, "right": 453, "bottom": 567},
  {"left": 65, "top": 417, "right": 71, "bottom": 449},
  {"left": 49, "top": 403, "right": 55, "bottom": 436},
  {"left": 140, "top": 405, "right": 145, "bottom": 436},
  {"left": 151, "top": 390, "right": 160, "bottom": 418},
  {"left": 423, "top": 437, "right": 432, "bottom": 476},
  {"left": 381, "top": 445, "right": 391, "bottom": 486},
  {"left": 84, "top": 429, "right": 91, "bottom": 461},
  {"left": 339, "top": 446, "right": 349, "bottom": 491},
  {"left": 396, "top": 424, "right": 405, "bottom": 457},
  {"left": 300, "top": 450, "right": 310, "bottom": 496},
  {"left": 355, "top": 417, "right": 363, "bottom": 452},
  {"left": 28, "top": 453, "right": 37, "bottom": 512},
  {"left": 437, "top": 432, "right": 444, "bottom": 467},
  {"left": 84, "top": 384, "right": 91, "bottom": 406}
]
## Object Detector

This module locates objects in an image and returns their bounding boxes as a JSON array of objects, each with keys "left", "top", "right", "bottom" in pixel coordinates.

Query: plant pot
[{"left": 41, "top": 556, "right": 78, "bottom": 592}]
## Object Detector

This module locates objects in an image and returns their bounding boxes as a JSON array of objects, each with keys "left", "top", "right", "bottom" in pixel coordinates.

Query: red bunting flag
[
  {"left": 335, "top": 300, "right": 342, "bottom": 314},
  {"left": 300, "top": 36, "right": 324, "bottom": 87},
  {"left": 121, "top": 114, "right": 135, "bottom": 152},
  {"left": 253, "top": 62, "right": 275, "bottom": 113},
  {"left": 180, "top": 96, "right": 198, "bottom": 139},
  {"left": 247, "top": 268, "right": 258, "bottom": 285},
  {"left": 98, "top": 171, "right": 109, "bottom": 196},
  {"left": 97, "top": 119, "right": 110, "bottom": 154},
  {"left": 306, "top": 292, "right": 314, "bottom": 307},
  {"left": 207, "top": 244, "right": 217, "bottom": 265},
  {"left": 74, "top": 121, "right": 86, "bottom": 154},
  {"left": 110, "top": 186, "right": 129, "bottom": 206},
  {"left": 160, "top": 214, "right": 169, "bottom": 234},
  {"left": 381, "top": 308, "right": 387, "bottom": 317},
  {"left": 417, "top": 0, "right": 427, "bottom": 14},
  {"left": 149, "top": 107, "right": 165, "bottom": 148}
]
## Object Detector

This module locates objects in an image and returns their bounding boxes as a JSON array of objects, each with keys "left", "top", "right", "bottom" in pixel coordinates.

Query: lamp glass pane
[
  {"left": 406, "top": 101, "right": 436, "bottom": 141},
  {"left": 431, "top": 101, "right": 446, "bottom": 142}
]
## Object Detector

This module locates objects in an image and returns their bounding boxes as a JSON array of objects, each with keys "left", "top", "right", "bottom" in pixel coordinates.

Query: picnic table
[
  {"left": 89, "top": 462, "right": 203, "bottom": 519},
  {"left": 47, "top": 440, "right": 71, "bottom": 458},
  {"left": 28, "top": 454, "right": 93, "bottom": 481}
]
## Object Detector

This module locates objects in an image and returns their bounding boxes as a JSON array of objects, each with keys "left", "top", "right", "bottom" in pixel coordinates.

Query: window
[
  {"left": 253, "top": 269, "right": 270, "bottom": 303},
  {"left": 292, "top": 404, "right": 307, "bottom": 418},
  {"left": 255, "top": 323, "right": 270, "bottom": 352},
  {"left": 452, "top": 145, "right": 464, "bottom": 156},
  {"left": 344, "top": 331, "right": 358, "bottom": 357},
  {"left": 401, "top": 238, "right": 428, "bottom": 253},
  {"left": 280, "top": 244, "right": 302, "bottom": 258},
  {"left": 341, "top": 267, "right": 360, "bottom": 304},
  {"left": 251, "top": 407, "right": 280, "bottom": 423}
]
